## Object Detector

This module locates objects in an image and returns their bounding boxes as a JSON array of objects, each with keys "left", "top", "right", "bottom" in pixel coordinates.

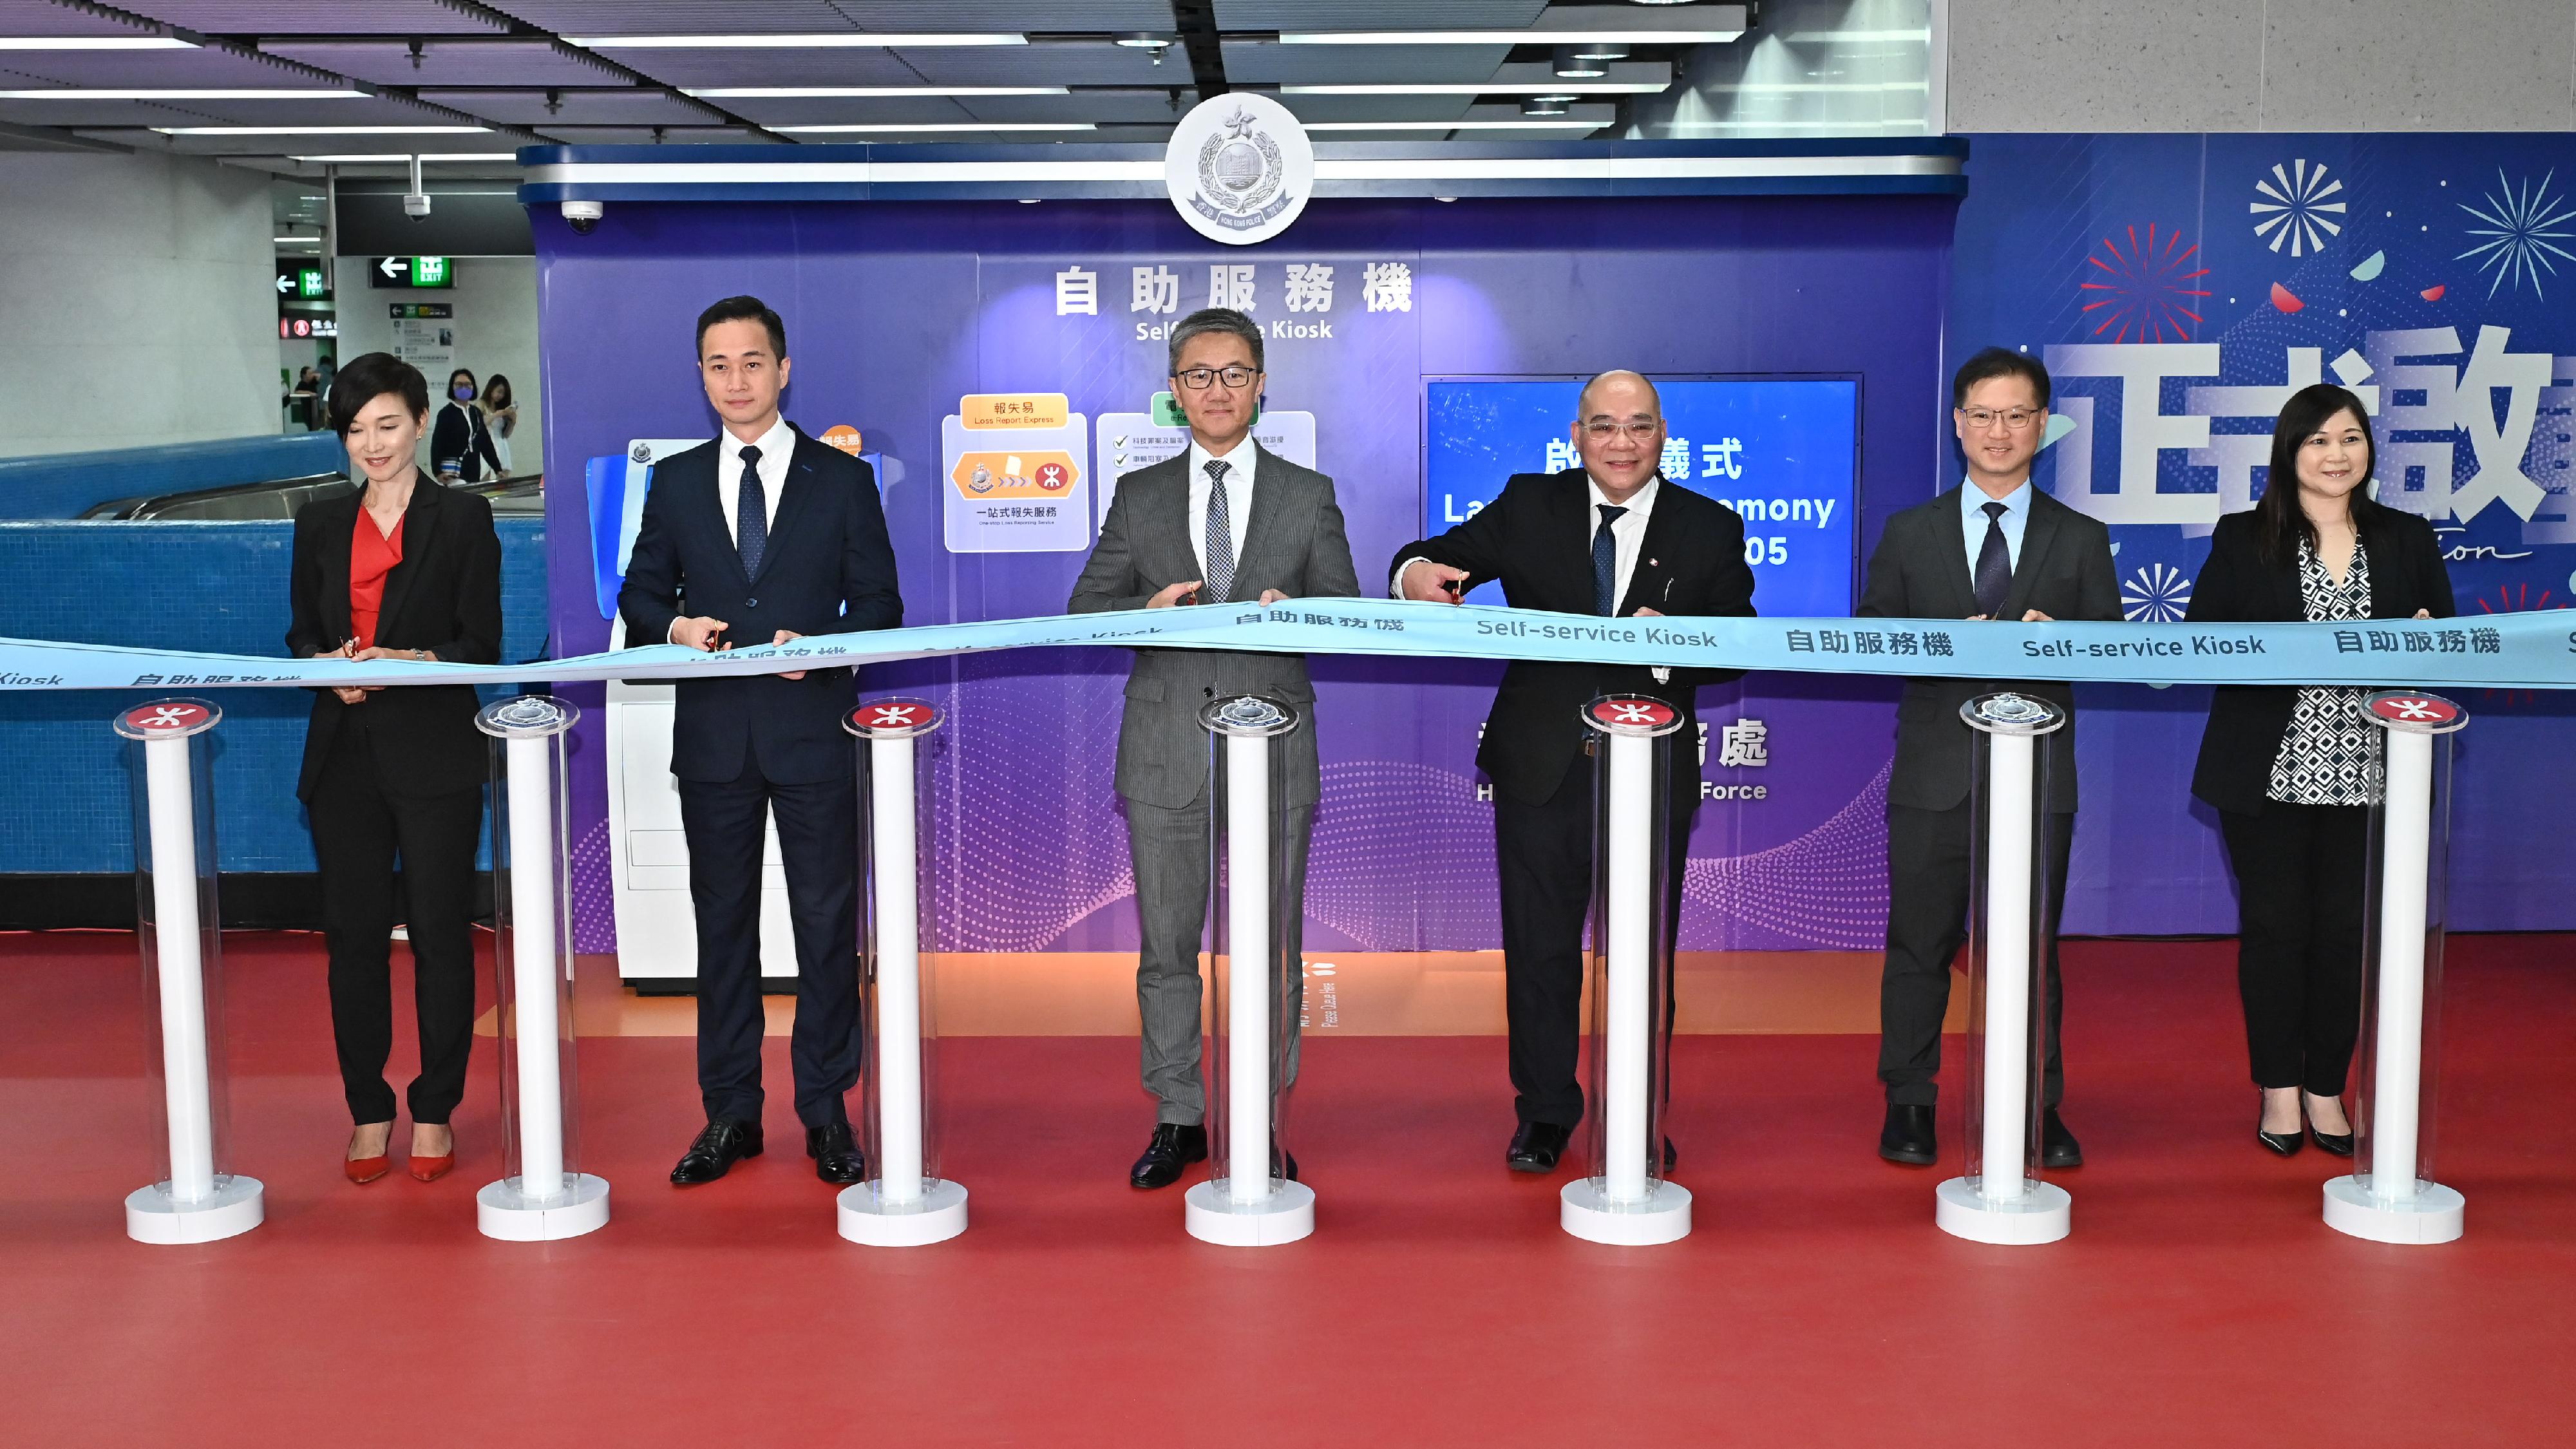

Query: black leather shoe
[
  {"left": 1880, "top": 1104, "right": 1937, "bottom": 1165},
  {"left": 2258, "top": 1126, "right": 2305, "bottom": 1156},
  {"left": 1129, "top": 1123, "right": 1207, "bottom": 1189},
  {"left": 670, "top": 1117, "right": 763, "bottom": 1185},
  {"left": 1662, "top": 1137, "right": 1678, "bottom": 1173},
  {"left": 2041, "top": 1108, "right": 2084, "bottom": 1168},
  {"left": 807, "top": 1122, "right": 867, "bottom": 1185},
  {"left": 1506, "top": 1121, "right": 1572, "bottom": 1173},
  {"left": 2309, "top": 1124, "right": 2354, "bottom": 1158}
]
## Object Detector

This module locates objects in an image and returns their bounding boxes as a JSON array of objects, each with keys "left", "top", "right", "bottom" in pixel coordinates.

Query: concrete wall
[
  {"left": 331, "top": 254, "right": 544, "bottom": 473},
  {"left": 1946, "top": 0, "right": 2576, "bottom": 131},
  {"left": 0, "top": 149, "right": 277, "bottom": 458}
]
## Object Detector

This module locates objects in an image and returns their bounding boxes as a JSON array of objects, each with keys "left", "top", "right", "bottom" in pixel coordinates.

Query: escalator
[{"left": 82, "top": 472, "right": 544, "bottom": 520}]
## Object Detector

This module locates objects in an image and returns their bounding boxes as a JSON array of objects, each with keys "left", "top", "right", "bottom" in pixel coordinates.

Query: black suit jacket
[
  {"left": 1856, "top": 485, "right": 2121, "bottom": 813},
  {"left": 2184, "top": 504, "right": 2456, "bottom": 816},
  {"left": 431, "top": 401, "right": 502, "bottom": 482},
  {"left": 617, "top": 426, "right": 903, "bottom": 785},
  {"left": 1390, "top": 469, "right": 1756, "bottom": 806},
  {"left": 285, "top": 478, "right": 502, "bottom": 801}
]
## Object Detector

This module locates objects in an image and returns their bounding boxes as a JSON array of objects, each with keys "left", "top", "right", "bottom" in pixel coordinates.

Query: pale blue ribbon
[{"left": 0, "top": 600, "right": 2567, "bottom": 692}]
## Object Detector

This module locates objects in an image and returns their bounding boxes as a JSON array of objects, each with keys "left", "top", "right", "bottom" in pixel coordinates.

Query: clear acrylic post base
[
  {"left": 475, "top": 1173, "right": 611, "bottom": 1242},
  {"left": 838, "top": 1179, "right": 969, "bottom": 1247},
  {"left": 2322, "top": 1177, "right": 2464, "bottom": 1245},
  {"left": 125, "top": 1176, "right": 263, "bottom": 1245},
  {"left": 1184, "top": 1179, "right": 1315, "bottom": 1246},
  {"left": 1560, "top": 1179, "right": 1692, "bottom": 1246},
  {"left": 1934, "top": 1177, "right": 2070, "bottom": 1245}
]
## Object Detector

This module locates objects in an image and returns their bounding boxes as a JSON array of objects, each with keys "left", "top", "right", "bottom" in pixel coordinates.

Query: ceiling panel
[
  {"left": 829, "top": 1, "right": 1176, "bottom": 27},
  {"left": 14, "top": 91, "right": 495, "bottom": 128},
  {"left": 0, "top": 0, "right": 157, "bottom": 37},
  {"left": 261, "top": 41, "right": 623, "bottom": 88},
  {"left": 527, "top": 124, "right": 782, "bottom": 144},
  {"left": 599, "top": 48, "right": 925, "bottom": 88},
  {"left": 896, "top": 44, "right": 1185, "bottom": 86},
  {"left": 0, "top": 47, "right": 332, "bottom": 87},
  {"left": 1219, "top": 41, "right": 1513, "bottom": 85},
  {"left": 950, "top": 91, "right": 1189, "bottom": 123},
  {"left": 1216, "top": 1, "right": 1546, "bottom": 26},
  {"left": 115, "top": 1, "right": 510, "bottom": 34},
  {"left": 712, "top": 95, "right": 985, "bottom": 126},
  {"left": 1270, "top": 93, "right": 1479, "bottom": 124},
  {"left": 420, "top": 88, "right": 713, "bottom": 126}
]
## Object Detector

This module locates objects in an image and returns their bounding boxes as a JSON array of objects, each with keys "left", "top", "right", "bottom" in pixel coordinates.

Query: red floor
[{"left": 4, "top": 933, "right": 2571, "bottom": 1446}]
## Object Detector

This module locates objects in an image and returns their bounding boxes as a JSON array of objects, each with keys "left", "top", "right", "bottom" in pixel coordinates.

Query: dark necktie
[
  {"left": 735, "top": 444, "right": 766, "bottom": 578},
  {"left": 1203, "top": 459, "right": 1236, "bottom": 603},
  {"left": 1593, "top": 504, "right": 1628, "bottom": 616},
  {"left": 1973, "top": 498, "right": 2011, "bottom": 618}
]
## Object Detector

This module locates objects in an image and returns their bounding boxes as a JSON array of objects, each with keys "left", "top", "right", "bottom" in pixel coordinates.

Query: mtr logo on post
[{"left": 845, "top": 700, "right": 944, "bottom": 739}]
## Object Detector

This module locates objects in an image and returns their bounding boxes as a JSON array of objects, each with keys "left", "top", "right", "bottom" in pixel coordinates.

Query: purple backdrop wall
[{"left": 537, "top": 193, "right": 1959, "bottom": 954}]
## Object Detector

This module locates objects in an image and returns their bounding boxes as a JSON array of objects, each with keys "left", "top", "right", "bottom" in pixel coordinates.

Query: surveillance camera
[
  {"left": 402, "top": 191, "right": 431, "bottom": 222},
  {"left": 562, "top": 199, "right": 603, "bottom": 235}
]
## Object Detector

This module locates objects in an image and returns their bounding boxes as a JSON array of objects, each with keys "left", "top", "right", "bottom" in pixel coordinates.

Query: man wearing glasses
[
  {"left": 1858, "top": 348, "right": 2118, "bottom": 1170},
  {"left": 1070, "top": 306, "right": 1359, "bottom": 1189},
  {"left": 1391, "top": 370, "right": 1756, "bottom": 1174}
]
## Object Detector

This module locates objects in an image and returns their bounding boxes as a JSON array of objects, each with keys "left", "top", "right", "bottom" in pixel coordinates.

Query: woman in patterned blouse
[{"left": 2184, "top": 384, "right": 2454, "bottom": 1157}]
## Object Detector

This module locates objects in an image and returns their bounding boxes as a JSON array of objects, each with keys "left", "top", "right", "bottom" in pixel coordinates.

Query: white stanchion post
[
  {"left": 2324, "top": 690, "right": 2468, "bottom": 1244},
  {"left": 1186, "top": 696, "right": 1315, "bottom": 1247},
  {"left": 1936, "top": 692, "right": 2069, "bottom": 1245},
  {"left": 116, "top": 700, "right": 263, "bottom": 1244},
  {"left": 475, "top": 697, "right": 609, "bottom": 1242},
  {"left": 1561, "top": 696, "right": 1690, "bottom": 1245},
  {"left": 839, "top": 700, "right": 967, "bottom": 1246}
]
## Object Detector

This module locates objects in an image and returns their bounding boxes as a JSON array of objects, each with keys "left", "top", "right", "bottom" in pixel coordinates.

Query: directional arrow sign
[
  {"left": 275, "top": 274, "right": 292, "bottom": 294},
  {"left": 378, "top": 256, "right": 408, "bottom": 279}
]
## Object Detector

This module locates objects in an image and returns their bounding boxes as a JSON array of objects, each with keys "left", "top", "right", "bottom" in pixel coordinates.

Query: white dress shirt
[
  {"left": 1186, "top": 435, "right": 1256, "bottom": 587},
  {"left": 668, "top": 414, "right": 795, "bottom": 642},
  {"left": 1961, "top": 475, "right": 2032, "bottom": 579},
  {"left": 717, "top": 413, "right": 796, "bottom": 548}
]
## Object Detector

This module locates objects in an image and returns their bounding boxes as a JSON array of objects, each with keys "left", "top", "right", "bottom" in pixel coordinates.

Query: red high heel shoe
[
  {"left": 408, "top": 1124, "right": 456, "bottom": 1182},
  {"left": 346, "top": 1124, "right": 393, "bottom": 1184}
]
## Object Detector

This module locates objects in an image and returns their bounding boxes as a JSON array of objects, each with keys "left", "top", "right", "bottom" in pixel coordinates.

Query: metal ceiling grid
[
  {"left": 259, "top": 41, "right": 624, "bottom": 88},
  {"left": 948, "top": 90, "right": 1187, "bottom": 122},
  {"left": 826, "top": 0, "right": 1180, "bottom": 28},
  {"left": 486, "top": 1, "right": 875, "bottom": 33},
  {"left": 578, "top": 46, "right": 923, "bottom": 89},
  {"left": 1218, "top": 41, "right": 1519, "bottom": 85},
  {"left": 0, "top": 45, "right": 326, "bottom": 86},
  {"left": 894, "top": 44, "right": 1190, "bottom": 87},
  {"left": 129, "top": 0, "right": 507, "bottom": 33},
  {"left": 1215, "top": 0, "right": 1549, "bottom": 27},
  {"left": 1271, "top": 92, "right": 1480, "bottom": 124},
  {"left": 715, "top": 94, "right": 988, "bottom": 126},
  {"left": 418, "top": 86, "right": 708, "bottom": 126},
  {"left": 0, "top": 0, "right": 144, "bottom": 36},
  {"left": 526, "top": 124, "right": 776, "bottom": 144}
]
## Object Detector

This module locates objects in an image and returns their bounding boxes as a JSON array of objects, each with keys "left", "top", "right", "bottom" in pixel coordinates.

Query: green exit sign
[
  {"left": 369, "top": 256, "right": 455, "bottom": 290},
  {"left": 298, "top": 268, "right": 326, "bottom": 298}
]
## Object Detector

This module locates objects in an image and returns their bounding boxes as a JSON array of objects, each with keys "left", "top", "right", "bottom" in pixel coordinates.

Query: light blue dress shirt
[{"left": 1961, "top": 478, "right": 2033, "bottom": 581}]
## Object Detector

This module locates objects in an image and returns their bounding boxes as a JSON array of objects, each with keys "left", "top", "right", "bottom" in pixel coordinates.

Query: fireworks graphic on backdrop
[
  {"left": 2476, "top": 583, "right": 2566, "bottom": 706},
  {"left": 2121, "top": 562, "right": 2193, "bottom": 622},
  {"left": 2250, "top": 158, "right": 2346, "bottom": 256},
  {"left": 2457, "top": 169, "right": 2576, "bottom": 299},
  {"left": 2078, "top": 224, "right": 2210, "bottom": 342}
]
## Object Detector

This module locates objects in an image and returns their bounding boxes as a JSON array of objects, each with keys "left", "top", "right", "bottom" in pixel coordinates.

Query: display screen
[{"left": 1423, "top": 377, "right": 1859, "bottom": 616}]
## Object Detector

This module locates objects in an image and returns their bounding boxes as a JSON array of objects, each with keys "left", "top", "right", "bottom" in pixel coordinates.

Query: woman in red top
[{"left": 285, "top": 353, "right": 502, "bottom": 1184}]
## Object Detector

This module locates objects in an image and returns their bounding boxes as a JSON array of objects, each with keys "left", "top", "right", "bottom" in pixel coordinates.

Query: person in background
[
  {"left": 480, "top": 374, "right": 520, "bottom": 475},
  {"left": 284, "top": 352, "right": 502, "bottom": 1186},
  {"left": 2184, "top": 383, "right": 2454, "bottom": 1157},
  {"left": 432, "top": 366, "right": 503, "bottom": 482},
  {"left": 1858, "top": 347, "right": 2119, "bottom": 1171}
]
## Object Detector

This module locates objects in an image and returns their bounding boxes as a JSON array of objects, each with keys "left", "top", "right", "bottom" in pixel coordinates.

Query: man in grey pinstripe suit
[{"left": 1068, "top": 307, "right": 1361, "bottom": 1189}]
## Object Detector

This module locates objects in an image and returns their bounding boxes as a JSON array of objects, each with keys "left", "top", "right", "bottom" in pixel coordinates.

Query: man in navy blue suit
[{"left": 618, "top": 295, "right": 903, "bottom": 1187}]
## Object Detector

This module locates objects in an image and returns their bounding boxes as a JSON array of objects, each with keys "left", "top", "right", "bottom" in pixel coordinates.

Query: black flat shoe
[
  {"left": 2309, "top": 1125, "right": 2355, "bottom": 1158},
  {"left": 1506, "top": 1121, "right": 1572, "bottom": 1173},
  {"left": 2257, "top": 1126, "right": 2305, "bottom": 1157},
  {"left": 1129, "top": 1122, "right": 1207, "bottom": 1189},
  {"left": 670, "top": 1117, "right": 763, "bottom": 1185},
  {"left": 2040, "top": 1108, "right": 2084, "bottom": 1169},
  {"left": 1662, "top": 1136, "right": 1678, "bottom": 1173},
  {"left": 806, "top": 1122, "right": 867, "bottom": 1186},
  {"left": 1879, "top": 1104, "right": 1936, "bottom": 1166}
]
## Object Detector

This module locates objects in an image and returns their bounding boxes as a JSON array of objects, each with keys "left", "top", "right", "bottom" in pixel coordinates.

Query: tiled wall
[{"left": 0, "top": 518, "right": 548, "bottom": 873}]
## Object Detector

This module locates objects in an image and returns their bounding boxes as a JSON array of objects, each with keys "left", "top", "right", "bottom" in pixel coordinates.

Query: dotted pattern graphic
[{"left": 1681, "top": 761, "right": 1892, "bottom": 950}]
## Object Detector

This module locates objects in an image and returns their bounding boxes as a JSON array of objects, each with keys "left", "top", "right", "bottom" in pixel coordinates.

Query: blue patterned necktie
[
  {"left": 1974, "top": 498, "right": 2011, "bottom": 618},
  {"left": 735, "top": 445, "right": 766, "bottom": 578},
  {"left": 1203, "top": 459, "right": 1236, "bottom": 603},
  {"left": 1593, "top": 504, "right": 1627, "bottom": 615}
]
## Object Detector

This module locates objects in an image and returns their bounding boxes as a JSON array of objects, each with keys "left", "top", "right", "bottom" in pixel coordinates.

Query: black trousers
[
  {"left": 677, "top": 761, "right": 861, "bottom": 1130},
  {"left": 2218, "top": 800, "right": 2369, "bottom": 1095},
  {"left": 1879, "top": 802, "right": 2072, "bottom": 1109},
  {"left": 1493, "top": 748, "right": 1696, "bottom": 1129},
  {"left": 308, "top": 724, "right": 484, "bottom": 1125}
]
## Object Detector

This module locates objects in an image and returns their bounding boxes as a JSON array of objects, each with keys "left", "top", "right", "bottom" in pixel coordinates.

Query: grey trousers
[{"left": 1124, "top": 790, "right": 1314, "bottom": 1125}]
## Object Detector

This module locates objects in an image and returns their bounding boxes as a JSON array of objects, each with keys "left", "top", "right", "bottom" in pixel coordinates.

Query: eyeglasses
[
  {"left": 1581, "top": 420, "right": 1661, "bottom": 440},
  {"left": 1958, "top": 407, "right": 2043, "bottom": 431},
  {"left": 1175, "top": 365, "right": 1260, "bottom": 390}
]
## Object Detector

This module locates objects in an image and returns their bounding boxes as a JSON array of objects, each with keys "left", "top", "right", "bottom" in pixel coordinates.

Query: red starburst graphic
[
  {"left": 2079, "top": 224, "right": 2212, "bottom": 342},
  {"left": 2477, "top": 583, "right": 2564, "bottom": 706}
]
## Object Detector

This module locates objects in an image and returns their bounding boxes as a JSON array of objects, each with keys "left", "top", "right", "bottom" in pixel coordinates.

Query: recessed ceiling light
[
  {"left": 1521, "top": 97, "right": 1570, "bottom": 116},
  {"left": 1564, "top": 41, "right": 1629, "bottom": 64},
  {"left": 1281, "top": 80, "right": 1663, "bottom": 94},
  {"left": 1302, "top": 120, "right": 1606, "bottom": 131},
  {"left": 156, "top": 126, "right": 491, "bottom": 136},
  {"left": 290, "top": 153, "right": 517, "bottom": 163},
  {"left": 567, "top": 33, "right": 1027, "bottom": 48},
  {"left": 681, "top": 86, "right": 1066, "bottom": 98},
  {"left": 0, "top": 36, "right": 197, "bottom": 50},
  {"left": 1114, "top": 32, "right": 1177, "bottom": 48},
  {"left": 1280, "top": 29, "right": 1741, "bottom": 45},
  {"left": 0, "top": 88, "right": 365, "bottom": 99}
]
